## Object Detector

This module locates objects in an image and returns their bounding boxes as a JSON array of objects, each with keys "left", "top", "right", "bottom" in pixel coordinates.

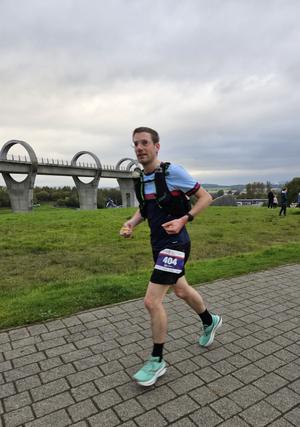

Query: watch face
[{"left": 188, "top": 213, "right": 193, "bottom": 222}]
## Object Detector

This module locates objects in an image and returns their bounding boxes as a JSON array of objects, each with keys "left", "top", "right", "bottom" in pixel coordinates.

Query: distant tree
[
  {"left": 34, "top": 186, "right": 54, "bottom": 202},
  {"left": 246, "top": 183, "right": 254, "bottom": 197},
  {"left": 35, "top": 190, "right": 50, "bottom": 202},
  {"left": 65, "top": 195, "right": 79, "bottom": 208},
  {"left": 210, "top": 189, "right": 226, "bottom": 200},
  {"left": 266, "top": 181, "right": 272, "bottom": 192},
  {"left": 0, "top": 186, "right": 10, "bottom": 207},
  {"left": 55, "top": 198, "right": 67, "bottom": 207},
  {"left": 286, "top": 177, "right": 300, "bottom": 204},
  {"left": 246, "top": 182, "right": 266, "bottom": 198}
]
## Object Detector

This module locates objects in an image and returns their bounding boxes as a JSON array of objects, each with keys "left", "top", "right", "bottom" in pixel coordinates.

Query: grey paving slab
[{"left": 1, "top": 264, "right": 300, "bottom": 426}]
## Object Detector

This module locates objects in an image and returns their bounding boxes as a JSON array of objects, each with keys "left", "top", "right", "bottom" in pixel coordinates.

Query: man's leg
[
  {"left": 133, "top": 282, "right": 169, "bottom": 386},
  {"left": 144, "top": 282, "right": 170, "bottom": 344},
  {"left": 173, "top": 275, "right": 206, "bottom": 313},
  {"left": 173, "top": 276, "right": 222, "bottom": 347}
]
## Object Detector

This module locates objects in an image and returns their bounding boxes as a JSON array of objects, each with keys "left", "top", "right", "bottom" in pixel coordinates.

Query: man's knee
[
  {"left": 174, "top": 284, "right": 191, "bottom": 300},
  {"left": 144, "top": 296, "right": 160, "bottom": 312}
]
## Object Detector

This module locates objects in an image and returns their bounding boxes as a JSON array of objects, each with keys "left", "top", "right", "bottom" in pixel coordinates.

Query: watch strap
[{"left": 187, "top": 212, "right": 194, "bottom": 222}]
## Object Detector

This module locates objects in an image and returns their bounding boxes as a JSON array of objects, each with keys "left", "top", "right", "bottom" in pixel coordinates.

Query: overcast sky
[{"left": 0, "top": 0, "right": 299, "bottom": 188}]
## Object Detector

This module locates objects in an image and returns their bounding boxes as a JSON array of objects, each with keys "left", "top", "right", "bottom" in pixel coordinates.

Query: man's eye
[{"left": 133, "top": 140, "right": 149, "bottom": 147}]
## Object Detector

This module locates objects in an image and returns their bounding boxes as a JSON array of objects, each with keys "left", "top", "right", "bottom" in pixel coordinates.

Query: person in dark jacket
[
  {"left": 279, "top": 187, "right": 288, "bottom": 216},
  {"left": 267, "top": 190, "right": 274, "bottom": 208}
]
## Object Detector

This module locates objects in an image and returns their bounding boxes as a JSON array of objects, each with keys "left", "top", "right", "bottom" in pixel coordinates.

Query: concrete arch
[
  {"left": 116, "top": 157, "right": 140, "bottom": 171},
  {"left": 0, "top": 139, "right": 38, "bottom": 161},
  {"left": 71, "top": 151, "right": 102, "bottom": 210},
  {"left": 0, "top": 140, "right": 37, "bottom": 212},
  {"left": 115, "top": 158, "right": 141, "bottom": 208},
  {"left": 0, "top": 140, "right": 38, "bottom": 184},
  {"left": 71, "top": 151, "right": 102, "bottom": 185}
]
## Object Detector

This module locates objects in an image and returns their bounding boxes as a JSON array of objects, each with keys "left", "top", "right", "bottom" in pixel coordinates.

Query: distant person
[
  {"left": 273, "top": 195, "right": 278, "bottom": 208},
  {"left": 279, "top": 187, "right": 288, "bottom": 216},
  {"left": 106, "top": 198, "right": 116, "bottom": 208},
  {"left": 267, "top": 190, "right": 274, "bottom": 208},
  {"left": 120, "top": 127, "right": 222, "bottom": 386},
  {"left": 297, "top": 191, "right": 300, "bottom": 208}
]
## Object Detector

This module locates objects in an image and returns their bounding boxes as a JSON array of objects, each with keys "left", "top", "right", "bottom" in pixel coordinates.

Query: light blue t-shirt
[{"left": 143, "top": 163, "right": 200, "bottom": 196}]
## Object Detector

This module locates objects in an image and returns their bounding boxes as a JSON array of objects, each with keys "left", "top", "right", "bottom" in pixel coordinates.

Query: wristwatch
[{"left": 186, "top": 212, "right": 194, "bottom": 222}]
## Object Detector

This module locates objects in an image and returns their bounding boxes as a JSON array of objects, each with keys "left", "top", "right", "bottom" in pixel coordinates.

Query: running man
[{"left": 120, "top": 127, "right": 222, "bottom": 386}]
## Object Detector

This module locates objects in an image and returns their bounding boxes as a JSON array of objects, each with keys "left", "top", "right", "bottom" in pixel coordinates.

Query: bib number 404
[
  {"left": 155, "top": 249, "right": 185, "bottom": 274},
  {"left": 163, "top": 256, "right": 177, "bottom": 266}
]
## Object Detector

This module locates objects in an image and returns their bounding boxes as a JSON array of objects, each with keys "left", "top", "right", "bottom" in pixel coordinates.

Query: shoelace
[
  {"left": 143, "top": 359, "right": 159, "bottom": 372},
  {"left": 203, "top": 324, "right": 210, "bottom": 335}
]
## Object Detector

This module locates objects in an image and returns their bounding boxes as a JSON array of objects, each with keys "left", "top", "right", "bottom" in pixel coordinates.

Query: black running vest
[{"left": 133, "top": 162, "right": 191, "bottom": 219}]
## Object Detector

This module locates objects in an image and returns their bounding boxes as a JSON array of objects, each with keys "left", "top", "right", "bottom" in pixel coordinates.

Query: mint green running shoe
[
  {"left": 133, "top": 356, "right": 167, "bottom": 386},
  {"left": 199, "top": 314, "right": 222, "bottom": 347}
]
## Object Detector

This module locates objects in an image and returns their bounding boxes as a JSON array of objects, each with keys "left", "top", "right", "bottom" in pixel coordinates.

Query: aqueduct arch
[
  {"left": 71, "top": 151, "right": 102, "bottom": 210},
  {"left": 0, "top": 140, "right": 38, "bottom": 212},
  {"left": 115, "top": 158, "right": 141, "bottom": 208}
]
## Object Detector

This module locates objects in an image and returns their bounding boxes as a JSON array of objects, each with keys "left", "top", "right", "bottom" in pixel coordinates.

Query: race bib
[{"left": 155, "top": 249, "right": 185, "bottom": 274}]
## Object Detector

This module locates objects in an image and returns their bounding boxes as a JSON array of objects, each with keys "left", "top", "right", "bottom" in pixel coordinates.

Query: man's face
[{"left": 132, "top": 132, "right": 160, "bottom": 165}]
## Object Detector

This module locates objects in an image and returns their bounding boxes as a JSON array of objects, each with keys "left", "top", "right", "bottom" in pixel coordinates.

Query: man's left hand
[{"left": 161, "top": 218, "right": 186, "bottom": 234}]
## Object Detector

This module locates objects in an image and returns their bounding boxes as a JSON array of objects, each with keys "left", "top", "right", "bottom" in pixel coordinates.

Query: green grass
[{"left": 1, "top": 205, "right": 300, "bottom": 329}]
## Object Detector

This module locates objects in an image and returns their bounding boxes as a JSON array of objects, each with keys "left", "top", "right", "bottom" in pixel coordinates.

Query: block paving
[{"left": 0, "top": 264, "right": 300, "bottom": 426}]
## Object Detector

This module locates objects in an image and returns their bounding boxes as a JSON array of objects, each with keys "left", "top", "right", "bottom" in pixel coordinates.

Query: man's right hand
[{"left": 120, "top": 222, "right": 133, "bottom": 238}]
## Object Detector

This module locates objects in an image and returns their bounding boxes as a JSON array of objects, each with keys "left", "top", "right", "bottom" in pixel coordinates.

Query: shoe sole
[
  {"left": 135, "top": 366, "right": 167, "bottom": 387},
  {"left": 200, "top": 316, "right": 223, "bottom": 347}
]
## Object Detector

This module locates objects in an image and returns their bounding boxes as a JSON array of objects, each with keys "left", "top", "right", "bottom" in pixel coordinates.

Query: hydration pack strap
[{"left": 155, "top": 162, "right": 170, "bottom": 206}]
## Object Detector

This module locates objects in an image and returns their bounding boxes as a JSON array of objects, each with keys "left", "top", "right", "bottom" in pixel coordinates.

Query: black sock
[
  {"left": 199, "top": 309, "right": 213, "bottom": 326},
  {"left": 152, "top": 343, "right": 164, "bottom": 362}
]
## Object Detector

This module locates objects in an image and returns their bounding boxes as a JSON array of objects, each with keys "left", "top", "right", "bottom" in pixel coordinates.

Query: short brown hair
[{"left": 132, "top": 127, "right": 160, "bottom": 144}]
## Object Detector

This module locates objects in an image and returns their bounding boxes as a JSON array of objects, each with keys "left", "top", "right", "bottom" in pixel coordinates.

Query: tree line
[{"left": 0, "top": 186, "right": 122, "bottom": 208}]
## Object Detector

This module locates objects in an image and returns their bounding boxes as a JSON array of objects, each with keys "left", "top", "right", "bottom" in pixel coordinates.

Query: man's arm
[
  {"left": 120, "top": 209, "right": 144, "bottom": 238},
  {"left": 184, "top": 186, "right": 213, "bottom": 219},
  {"left": 162, "top": 186, "right": 212, "bottom": 235}
]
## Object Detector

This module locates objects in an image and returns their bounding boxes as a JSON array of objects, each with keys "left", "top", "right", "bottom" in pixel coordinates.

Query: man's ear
[{"left": 155, "top": 142, "right": 160, "bottom": 153}]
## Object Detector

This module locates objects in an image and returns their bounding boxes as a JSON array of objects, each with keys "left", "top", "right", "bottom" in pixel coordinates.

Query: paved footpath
[{"left": 1, "top": 264, "right": 300, "bottom": 427}]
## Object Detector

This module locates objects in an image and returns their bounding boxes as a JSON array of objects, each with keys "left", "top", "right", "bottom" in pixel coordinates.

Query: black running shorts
[{"left": 150, "top": 242, "right": 191, "bottom": 285}]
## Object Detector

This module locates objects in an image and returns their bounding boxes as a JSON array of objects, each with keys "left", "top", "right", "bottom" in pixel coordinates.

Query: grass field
[{"left": 1, "top": 205, "right": 300, "bottom": 329}]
